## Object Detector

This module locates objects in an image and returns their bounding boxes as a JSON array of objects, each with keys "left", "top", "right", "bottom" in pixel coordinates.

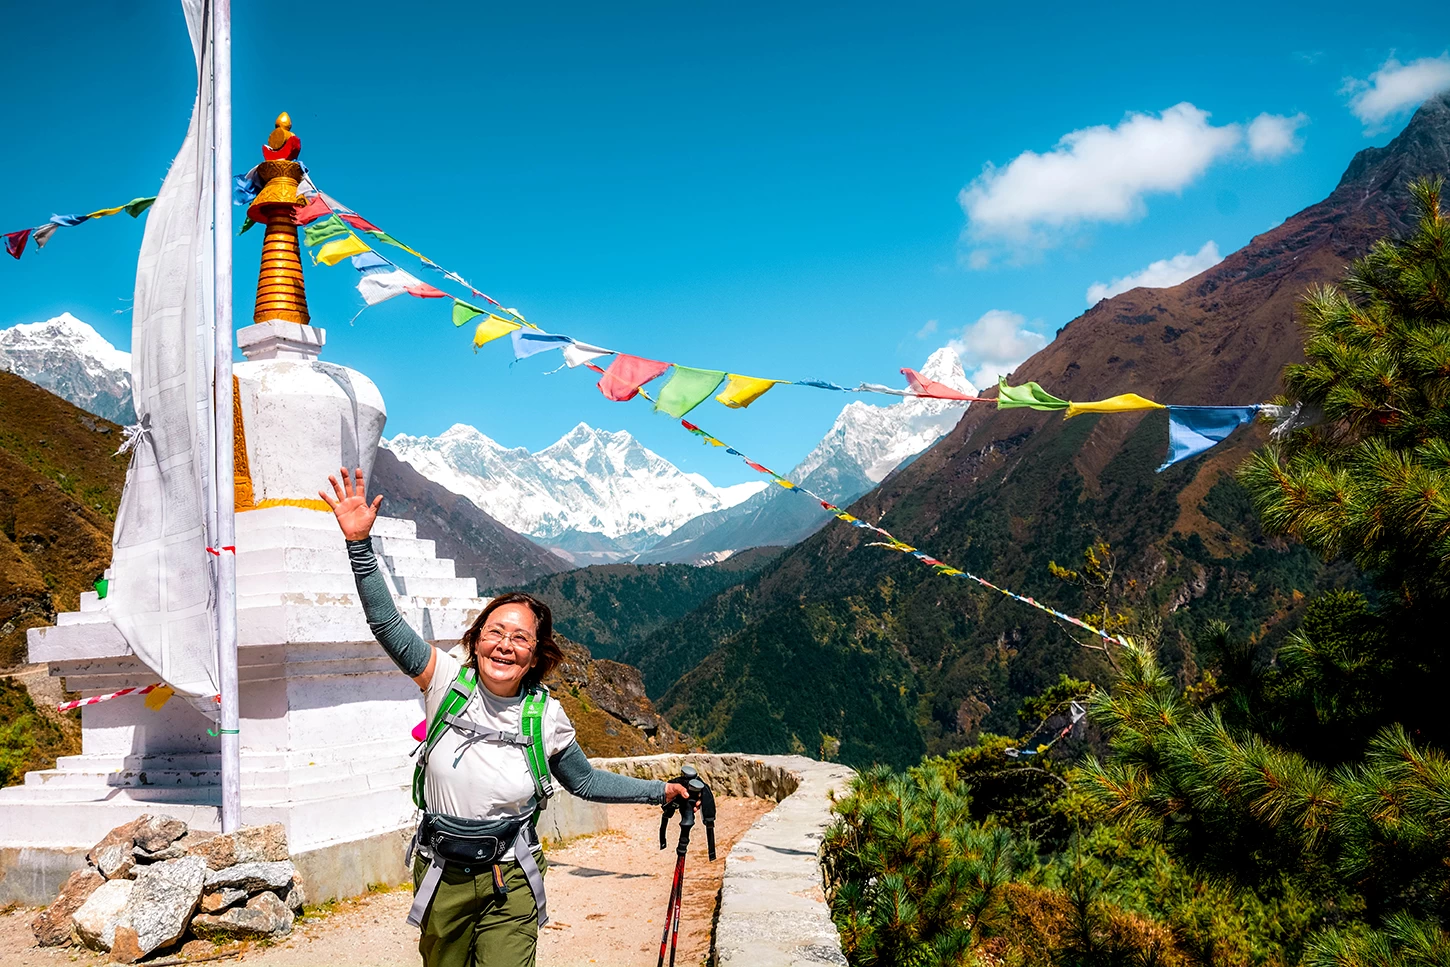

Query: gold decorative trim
[
  {"left": 247, "top": 498, "right": 333, "bottom": 513},
  {"left": 232, "top": 374, "right": 255, "bottom": 511}
]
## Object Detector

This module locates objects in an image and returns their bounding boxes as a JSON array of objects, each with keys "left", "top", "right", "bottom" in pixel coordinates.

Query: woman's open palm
[{"left": 320, "top": 467, "right": 383, "bottom": 541}]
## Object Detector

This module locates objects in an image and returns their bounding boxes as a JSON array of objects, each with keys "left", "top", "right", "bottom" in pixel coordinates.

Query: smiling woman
[{"left": 318, "top": 467, "right": 690, "bottom": 967}]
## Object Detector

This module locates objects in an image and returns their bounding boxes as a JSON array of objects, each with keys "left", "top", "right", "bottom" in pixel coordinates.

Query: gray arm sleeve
[
  {"left": 346, "top": 539, "right": 433, "bottom": 678},
  {"left": 550, "top": 741, "right": 666, "bottom": 804}
]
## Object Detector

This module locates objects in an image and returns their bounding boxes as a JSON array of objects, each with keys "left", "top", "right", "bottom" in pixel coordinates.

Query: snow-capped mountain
[
  {"left": 637, "top": 347, "right": 974, "bottom": 564},
  {"left": 383, "top": 423, "right": 766, "bottom": 563},
  {"left": 0, "top": 314, "right": 134, "bottom": 424},
  {"left": 794, "top": 347, "right": 975, "bottom": 485}
]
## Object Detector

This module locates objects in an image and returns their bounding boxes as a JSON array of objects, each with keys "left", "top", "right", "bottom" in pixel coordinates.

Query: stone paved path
[{"left": 0, "top": 798, "right": 774, "bottom": 967}]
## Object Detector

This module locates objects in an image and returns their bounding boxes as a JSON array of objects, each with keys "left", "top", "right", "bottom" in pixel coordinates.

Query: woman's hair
[{"left": 461, "top": 592, "right": 564, "bottom": 694}]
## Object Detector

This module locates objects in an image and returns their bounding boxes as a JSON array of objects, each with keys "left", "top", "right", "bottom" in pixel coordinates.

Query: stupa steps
[{"left": 20, "top": 763, "right": 412, "bottom": 798}]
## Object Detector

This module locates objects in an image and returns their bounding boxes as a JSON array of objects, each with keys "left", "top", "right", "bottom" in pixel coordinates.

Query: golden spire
[{"left": 250, "top": 112, "right": 309, "bottom": 325}]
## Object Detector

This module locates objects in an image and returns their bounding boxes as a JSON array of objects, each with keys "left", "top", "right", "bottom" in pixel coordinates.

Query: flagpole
[{"left": 211, "top": 0, "right": 241, "bottom": 833}]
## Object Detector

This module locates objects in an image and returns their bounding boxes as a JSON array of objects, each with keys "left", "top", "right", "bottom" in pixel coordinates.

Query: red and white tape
[{"left": 57, "top": 683, "right": 162, "bottom": 713}]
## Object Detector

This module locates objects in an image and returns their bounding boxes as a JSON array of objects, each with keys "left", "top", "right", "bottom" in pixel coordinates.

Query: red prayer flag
[
  {"left": 901, "top": 368, "right": 977, "bottom": 401},
  {"left": 4, "top": 229, "right": 30, "bottom": 260},
  {"left": 294, "top": 195, "right": 332, "bottom": 226},
  {"left": 339, "top": 213, "right": 382, "bottom": 233},
  {"left": 744, "top": 461, "right": 772, "bottom": 474},
  {"left": 405, "top": 282, "right": 449, "bottom": 299},
  {"left": 597, "top": 354, "right": 671, "bottom": 402}
]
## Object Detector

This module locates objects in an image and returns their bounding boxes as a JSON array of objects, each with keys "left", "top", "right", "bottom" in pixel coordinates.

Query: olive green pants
[{"left": 412, "top": 852, "right": 548, "bottom": 967}]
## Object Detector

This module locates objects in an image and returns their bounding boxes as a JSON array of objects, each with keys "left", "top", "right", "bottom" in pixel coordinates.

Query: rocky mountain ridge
[{"left": 0, "top": 314, "right": 134, "bottom": 424}]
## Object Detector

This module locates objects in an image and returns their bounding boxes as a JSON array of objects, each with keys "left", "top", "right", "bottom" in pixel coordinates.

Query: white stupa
[{"left": 0, "top": 125, "right": 603, "bottom": 904}]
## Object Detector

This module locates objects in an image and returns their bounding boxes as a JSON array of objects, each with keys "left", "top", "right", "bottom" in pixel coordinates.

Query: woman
[{"left": 320, "top": 467, "right": 688, "bottom": 967}]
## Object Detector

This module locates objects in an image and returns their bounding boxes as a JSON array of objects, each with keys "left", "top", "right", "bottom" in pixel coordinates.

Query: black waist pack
[{"left": 419, "top": 813, "right": 534, "bottom": 866}]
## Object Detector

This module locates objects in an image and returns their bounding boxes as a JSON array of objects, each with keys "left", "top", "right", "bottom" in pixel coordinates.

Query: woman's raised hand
[{"left": 320, "top": 467, "right": 383, "bottom": 541}]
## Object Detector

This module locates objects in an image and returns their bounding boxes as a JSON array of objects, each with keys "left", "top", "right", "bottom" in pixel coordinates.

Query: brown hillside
[
  {"left": 0, "top": 371, "right": 127, "bottom": 668},
  {"left": 890, "top": 93, "right": 1450, "bottom": 510}
]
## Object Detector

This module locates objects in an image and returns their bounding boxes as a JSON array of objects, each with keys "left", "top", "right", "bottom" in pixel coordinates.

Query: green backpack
[{"left": 412, "top": 663, "right": 554, "bottom": 814}]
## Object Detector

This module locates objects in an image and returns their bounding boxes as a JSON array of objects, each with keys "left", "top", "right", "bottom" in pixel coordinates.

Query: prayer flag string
[
  {"left": 280, "top": 176, "right": 1279, "bottom": 470},
  {"left": 587, "top": 370, "right": 1138, "bottom": 650},
  {"left": 3, "top": 195, "right": 156, "bottom": 260}
]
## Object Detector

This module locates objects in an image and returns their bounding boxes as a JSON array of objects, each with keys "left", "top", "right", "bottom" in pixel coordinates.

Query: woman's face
[{"left": 473, "top": 603, "right": 541, "bottom": 696}]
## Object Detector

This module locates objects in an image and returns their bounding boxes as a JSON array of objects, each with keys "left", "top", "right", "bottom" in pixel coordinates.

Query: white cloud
[
  {"left": 1247, "top": 112, "right": 1308, "bottom": 160},
  {"left": 915, "top": 319, "right": 938, "bottom": 339},
  {"left": 945, "top": 310, "right": 1048, "bottom": 388},
  {"left": 959, "top": 103, "right": 1242, "bottom": 258},
  {"left": 1344, "top": 54, "right": 1450, "bottom": 129},
  {"left": 1085, "top": 241, "right": 1224, "bottom": 305}
]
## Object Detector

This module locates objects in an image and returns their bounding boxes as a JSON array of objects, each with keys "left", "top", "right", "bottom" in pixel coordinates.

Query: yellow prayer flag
[
  {"left": 143, "top": 684, "right": 175, "bottom": 711},
  {"left": 474, "top": 314, "right": 522, "bottom": 350},
  {"left": 715, "top": 374, "right": 785, "bottom": 409},
  {"left": 86, "top": 205, "right": 126, "bottom": 219},
  {"left": 1064, "top": 393, "right": 1165, "bottom": 419},
  {"left": 315, "top": 232, "right": 372, "bottom": 266},
  {"left": 773, "top": 478, "right": 796, "bottom": 489}
]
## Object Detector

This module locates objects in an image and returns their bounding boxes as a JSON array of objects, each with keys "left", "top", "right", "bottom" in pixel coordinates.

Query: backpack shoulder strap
[
  {"left": 412, "top": 663, "right": 477, "bottom": 810},
  {"left": 520, "top": 685, "right": 555, "bottom": 809}
]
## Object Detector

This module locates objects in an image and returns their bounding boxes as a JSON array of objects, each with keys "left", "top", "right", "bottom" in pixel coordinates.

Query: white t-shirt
[{"left": 421, "top": 648, "right": 576, "bottom": 856}]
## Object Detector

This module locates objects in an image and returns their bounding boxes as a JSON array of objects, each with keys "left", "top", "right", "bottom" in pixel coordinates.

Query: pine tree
[
  {"left": 1240, "top": 178, "right": 1450, "bottom": 602},
  {"left": 1079, "top": 181, "right": 1450, "bottom": 965}
]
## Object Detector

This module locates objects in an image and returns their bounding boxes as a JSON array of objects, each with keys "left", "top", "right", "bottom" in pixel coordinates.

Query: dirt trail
[{"left": 0, "top": 798, "right": 774, "bottom": 967}]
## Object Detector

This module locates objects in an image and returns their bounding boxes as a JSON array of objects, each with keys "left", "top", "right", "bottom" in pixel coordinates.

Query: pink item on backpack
[{"left": 412, "top": 719, "right": 428, "bottom": 742}]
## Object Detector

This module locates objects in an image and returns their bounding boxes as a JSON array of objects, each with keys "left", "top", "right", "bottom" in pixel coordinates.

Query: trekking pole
[{"left": 657, "top": 767, "right": 709, "bottom": 967}]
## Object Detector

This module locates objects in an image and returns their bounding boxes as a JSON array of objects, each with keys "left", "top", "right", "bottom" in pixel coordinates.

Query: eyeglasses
[{"left": 480, "top": 629, "right": 536, "bottom": 649}]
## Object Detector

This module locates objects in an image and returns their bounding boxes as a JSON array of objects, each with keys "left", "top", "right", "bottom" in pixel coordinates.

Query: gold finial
[{"left": 267, "top": 112, "right": 293, "bottom": 151}]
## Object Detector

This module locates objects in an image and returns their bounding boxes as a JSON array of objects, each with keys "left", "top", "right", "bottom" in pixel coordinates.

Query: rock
[
  {"left": 204, "top": 860, "right": 296, "bottom": 894},
  {"left": 72, "top": 878, "right": 134, "bottom": 951},
  {"left": 134, "top": 842, "right": 187, "bottom": 862},
  {"left": 133, "top": 815, "right": 188, "bottom": 853},
  {"left": 200, "top": 887, "right": 248, "bottom": 913},
  {"left": 95, "top": 843, "right": 136, "bottom": 880},
  {"left": 87, "top": 815, "right": 150, "bottom": 868},
  {"left": 183, "top": 833, "right": 237, "bottom": 871},
  {"left": 190, "top": 891, "right": 294, "bottom": 941},
  {"left": 108, "top": 926, "right": 144, "bottom": 964},
  {"left": 182, "top": 823, "right": 288, "bottom": 870},
  {"left": 120, "top": 855, "right": 207, "bottom": 956},
  {"left": 233, "top": 823, "right": 289, "bottom": 863},
  {"left": 284, "top": 879, "right": 305, "bottom": 912},
  {"left": 31, "top": 868, "right": 105, "bottom": 946}
]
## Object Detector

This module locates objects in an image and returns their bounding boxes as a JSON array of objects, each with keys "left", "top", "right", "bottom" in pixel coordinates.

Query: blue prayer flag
[
  {"left": 233, "top": 167, "right": 260, "bottom": 205},
  {"left": 350, "top": 252, "right": 392, "bottom": 275},
  {"left": 510, "top": 330, "right": 573, "bottom": 360},
  {"left": 1158, "top": 405, "right": 1261, "bottom": 471},
  {"left": 48, "top": 214, "right": 88, "bottom": 227},
  {"left": 797, "top": 378, "right": 850, "bottom": 391}
]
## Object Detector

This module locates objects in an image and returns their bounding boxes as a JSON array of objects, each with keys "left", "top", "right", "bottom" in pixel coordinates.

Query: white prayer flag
[{"left": 107, "top": 0, "right": 219, "bottom": 703}]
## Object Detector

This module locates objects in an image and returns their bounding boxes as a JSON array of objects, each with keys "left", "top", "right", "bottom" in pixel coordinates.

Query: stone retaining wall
[{"left": 593, "top": 753, "right": 855, "bottom": 966}]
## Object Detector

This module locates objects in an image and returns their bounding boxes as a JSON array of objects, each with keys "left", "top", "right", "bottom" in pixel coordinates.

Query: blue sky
[{"left": 3, "top": 2, "right": 1448, "bottom": 485}]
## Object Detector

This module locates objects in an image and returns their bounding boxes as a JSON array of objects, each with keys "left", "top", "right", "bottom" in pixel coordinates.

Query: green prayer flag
[
  {"left": 997, "top": 376, "right": 1069, "bottom": 410},
  {"left": 238, "top": 217, "right": 256, "bottom": 236},
  {"left": 655, "top": 366, "right": 726, "bottom": 418},
  {"left": 123, "top": 196, "right": 156, "bottom": 218},
  {"left": 453, "top": 300, "right": 484, "bottom": 328},
  {"left": 94, "top": 578, "right": 109, "bottom": 600},
  {"left": 303, "top": 215, "right": 349, "bottom": 248}
]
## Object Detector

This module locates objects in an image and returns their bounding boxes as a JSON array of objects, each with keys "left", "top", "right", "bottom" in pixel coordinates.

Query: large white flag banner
[{"left": 109, "top": 0, "right": 219, "bottom": 702}]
